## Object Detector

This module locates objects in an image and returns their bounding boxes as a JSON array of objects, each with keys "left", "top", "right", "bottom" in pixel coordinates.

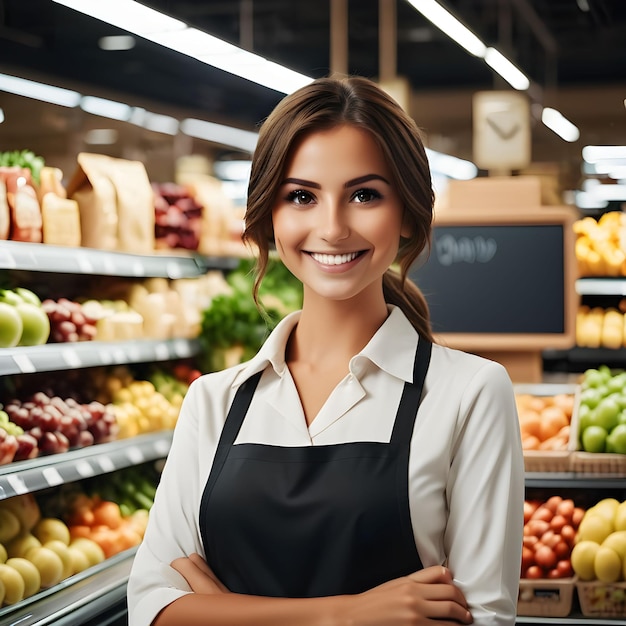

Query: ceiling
[{"left": 0, "top": 0, "right": 625, "bottom": 185}]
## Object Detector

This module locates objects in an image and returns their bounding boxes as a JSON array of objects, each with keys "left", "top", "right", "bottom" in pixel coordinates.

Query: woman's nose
[{"left": 319, "top": 202, "right": 350, "bottom": 242}]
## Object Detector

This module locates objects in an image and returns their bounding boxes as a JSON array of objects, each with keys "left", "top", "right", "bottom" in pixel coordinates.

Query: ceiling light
[
  {"left": 180, "top": 118, "right": 258, "bottom": 153},
  {"left": 425, "top": 148, "right": 477, "bottom": 180},
  {"left": 0, "top": 72, "right": 81, "bottom": 107},
  {"left": 141, "top": 112, "right": 179, "bottom": 135},
  {"left": 541, "top": 107, "right": 580, "bottom": 142},
  {"left": 52, "top": 0, "right": 312, "bottom": 94},
  {"left": 99, "top": 35, "right": 136, "bottom": 51},
  {"left": 404, "top": 0, "right": 486, "bottom": 57},
  {"left": 80, "top": 95, "right": 133, "bottom": 121},
  {"left": 484, "top": 48, "right": 530, "bottom": 91},
  {"left": 582, "top": 145, "right": 626, "bottom": 163}
]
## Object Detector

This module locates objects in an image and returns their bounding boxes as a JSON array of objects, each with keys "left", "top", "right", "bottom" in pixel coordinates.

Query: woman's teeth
[{"left": 310, "top": 252, "right": 360, "bottom": 266}]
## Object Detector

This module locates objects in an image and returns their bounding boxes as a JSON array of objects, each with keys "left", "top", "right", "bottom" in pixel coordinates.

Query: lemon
[
  {"left": 595, "top": 545, "right": 622, "bottom": 583},
  {"left": 602, "top": 530, "right": 626, "bottom": 559},
  {"left": 614, "top": 501, "right": 626, "bottom": 532},
  {"left": 571, "top": 540, "right": 600, "bottom": 580},
  {"left": 590, "top": 498, "right": 620, "bottom": 523},
  {"left": 578, "top": 513, "right": 613, "bottom": 543}
]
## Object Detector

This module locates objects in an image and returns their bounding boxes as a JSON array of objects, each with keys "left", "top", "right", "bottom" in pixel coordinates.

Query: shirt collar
[{"left": 231, "top": 305, "right": 419, "bottom": 387}]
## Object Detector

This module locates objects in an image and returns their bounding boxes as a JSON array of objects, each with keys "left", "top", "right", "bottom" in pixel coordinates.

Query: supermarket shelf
[
  {"left": 0, "top": 337, "right": 201, "bottom": 375},
  {"left": 518, "top": 617, "right": 626, "bottom": 625},
  {"left": 525, "top": 472, "right": 626, "bottom": 489},
  {"left": 0, "top": 431, "right": 173, "bottom": 501},
  {"left": 0, "top": 547, "right": 135, "bottom": 626},
  {"left": 576, "top": 277, "right": 626, "bottom": 296},
  {"left": 0, "top": 240, "right": 237, "bottom": 277}
]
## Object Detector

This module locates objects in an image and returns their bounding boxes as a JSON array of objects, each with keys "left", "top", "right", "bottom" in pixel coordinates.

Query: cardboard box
[{"left": 445, "top": 176, "right": 543, "bottom": 211}]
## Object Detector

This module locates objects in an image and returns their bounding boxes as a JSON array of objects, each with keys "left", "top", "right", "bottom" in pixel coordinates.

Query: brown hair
[{"left": 243, "top": 75, "right": 434, "bottom": 342}]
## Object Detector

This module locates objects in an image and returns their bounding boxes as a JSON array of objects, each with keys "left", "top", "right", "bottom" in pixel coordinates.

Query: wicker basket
[
  {"left": 570, "top": 450, "right": 626, "bottom": 475},
  {"left": 517, "top": 577, "right": 575, "bottom": 617},
  {"left": 576, "top": 579, "right": 626, "bottom": 617}
]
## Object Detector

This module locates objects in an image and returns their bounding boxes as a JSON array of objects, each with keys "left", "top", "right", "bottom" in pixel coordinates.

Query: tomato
[
  {"left": 531, "top": 506, "right": 554, "bottom": 523},
  {"left": 521, "top": 546, "right": 534, "bottom": 570},
  {"left": 550, "top": 514, "right": 568, "bottom": 534},
  {"left": 544, "top": 495, "right": 563, "bottom": 513},
  {"left": 560, "top": 524, "right": 576, "bottom": 545},
  {"left": 547, "top": 567, "right": 562, "bottom": 579},
  {"left": 572, "top": 507, "right": 585, "bottom": 527},
  {"left": 535, "top": 545, "right": 557, "bottom": 570},
  {"left": 541, "top": 530, "right": 560, "bottom": 549},
  {"left": 527, "top": 519, "right": 550, "bottom": 538},
  {"left": 523, "top": 535, "right": 538, "bottom": 549},
  {"left": 524, "top": 501, "right": 537, "bottom": 524},
  {"left": 556, "top": 498, "right": 575, "bottom": 522},
  {"left": 554, "top": 540, "right": 570, "bottom": 559},
  {"left": 556, "top": 559, "right": 573, "bottom": 578},
  {"left": 525, "top": 565, "right": 543, "bottom": 579}
]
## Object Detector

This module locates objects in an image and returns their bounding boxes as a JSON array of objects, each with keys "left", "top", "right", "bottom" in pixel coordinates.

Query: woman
[{"left": 127, "top": 76, "right": 524, "bottom": 626}]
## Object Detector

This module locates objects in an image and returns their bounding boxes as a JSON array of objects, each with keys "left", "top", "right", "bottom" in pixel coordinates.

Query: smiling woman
[{"left": 127, "top": 75, "right": 524, "bottom": 626}]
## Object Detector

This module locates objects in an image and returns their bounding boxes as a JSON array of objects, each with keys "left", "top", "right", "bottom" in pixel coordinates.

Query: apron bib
[{"left": 199, "top": 337, "right": 432, "bottom": 598}]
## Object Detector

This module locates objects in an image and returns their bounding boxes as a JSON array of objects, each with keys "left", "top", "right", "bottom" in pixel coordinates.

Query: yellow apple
[
  {"left": 5, "top": 557, "right": 40, "bottom": 598},
  {"left": 0, "top": 543, "right": 7, "bottom": 563},
  {"left": 0, "top": 493, "right": 41, "bottom": 531},
  {"left": 0, "top": 562, "right": 25, "bottom": 604},
  {"left": 25, "top": 546, "right": 63, "bottom": 589},
  {"left": 68, "top": 538, "right": 105, "bottom": 568},
  {"left": 7, "top": 533, "right": 41, "bottom": 559},
  {"left": 66, "top": 546, "right": 90, "bottom": 575},
  {"left": 43, "top": 540, "right": 73, "bottom": 579},
  {"left": 33, "top": 518, "right": 71, "bottom": 546},
  {"left": 0, "top": 509, "right": 20, "bottom": 544}
]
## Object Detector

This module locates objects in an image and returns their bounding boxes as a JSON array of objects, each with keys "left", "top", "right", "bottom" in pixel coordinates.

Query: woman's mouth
[{"left": 308, "top": 251, "right": 365, "bottom": 266}]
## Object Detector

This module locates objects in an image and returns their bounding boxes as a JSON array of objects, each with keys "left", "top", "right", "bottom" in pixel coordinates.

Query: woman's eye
[
  {"left": 352, "top": 188, "right": 381, "bottom": 203},
  {"left": 287, "top": 190, "right": 314, "bottom": 205}
]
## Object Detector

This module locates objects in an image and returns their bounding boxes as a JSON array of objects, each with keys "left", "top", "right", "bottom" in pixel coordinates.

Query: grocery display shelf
[
  {"left": 0, "top": 547, "right": 135, "bottom": 626},
  {"left": 0, "top": 337, "right": 201, "bottom": 375},
  {"left": 0, "top": 240, "right": 237, "bottom": 277},
  {"left": 0, "top": 431, "right": 173, "bottom": 501},
  {"left": 518, "top": 617, "right": 626, "bottom": 625},
  {"left": 525, "top": 472, "right": 626, "bottom": 489}
]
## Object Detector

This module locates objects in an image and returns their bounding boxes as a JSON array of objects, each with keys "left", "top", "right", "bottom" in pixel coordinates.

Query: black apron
[{"left": 199, "top": 337, "right": 432, "bottom": 598}]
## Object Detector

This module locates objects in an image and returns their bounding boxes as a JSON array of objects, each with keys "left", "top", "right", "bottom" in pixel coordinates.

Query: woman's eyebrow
[
  {"left": 280, "top": 177, "right": 321, "bottom": 188},
  {"left": 344, "top": 174, "right": 390, "bottom": 188}
]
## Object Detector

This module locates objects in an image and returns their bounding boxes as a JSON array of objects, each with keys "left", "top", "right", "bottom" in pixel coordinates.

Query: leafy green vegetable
[
  {"left": 198, "top": 257, "right": 302, "bottom": 372},
  {"left": 0, "top": 149, "right": 46, "bottom": 184}
]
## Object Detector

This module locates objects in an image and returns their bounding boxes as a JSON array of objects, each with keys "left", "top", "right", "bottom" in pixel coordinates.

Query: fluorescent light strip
[
  {"left": 425, "top": 148, "right": 477, "bottom": 180},
  {"left": 0, "top": 72, "right": 81, "bottom": 107},
  {"left": 582, "top": 145, "right": 626, "bottom": 163},
  {"left": 52, "top": 0, "right": 312, "bottom": 94},
  {"left": 541, "top": 107, "right": 580, "bottom": 142},
  {"left": 180, "top": 118, "right": 259, "bottom": 153},
  {"left": 81, "top": 95, "right": 133, "bottom": 121},
  {"left": 484, "top": 48, "right": 530, "bottom": 90},
  {"left": 404, "top": 0, "right": 486, "bottom": 56}
]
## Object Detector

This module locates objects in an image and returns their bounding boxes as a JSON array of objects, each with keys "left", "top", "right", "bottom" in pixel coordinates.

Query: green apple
[
  {"left": 14, "top": 287, "right": 41, "bottom": 306},
  {"left": 582, "top": 425, "right": 608, "bottom": 453},
  {"left": 0, "top": 289, "right": 23, "bottom": 307},
  {"left": 607, "top": 424, "right": 626, "bottom": 455},
  {"left": 591, "top": 397, "right": 621, "bottom": 433},
  {"left": 0, "top": 302, "right": 23, "bottom": 348},
  {"left": 16, "top": 302, "right": 50, "bottom": 346}
]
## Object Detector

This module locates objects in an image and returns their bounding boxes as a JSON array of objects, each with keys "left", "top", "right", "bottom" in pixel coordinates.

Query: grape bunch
[
  {"left": 41, "top": 298, "right": 98, "bottom": 343},
  {"left": 3, "top": 392, "right": 119, "bottom": 459}
]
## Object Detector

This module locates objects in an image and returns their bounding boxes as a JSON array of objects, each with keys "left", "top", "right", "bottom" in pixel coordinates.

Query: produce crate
[
  {"left": 517, "top": 577, "right": 575, "bottom": 617},
  {"left": 570, "top": 450, "right": 626, "bottom": 475},
  {"left": 514, "top": 384, "right": 579, "bottom": 473},
  {"left": 576, "top": 580, "right": 626, "bottom": 617}
]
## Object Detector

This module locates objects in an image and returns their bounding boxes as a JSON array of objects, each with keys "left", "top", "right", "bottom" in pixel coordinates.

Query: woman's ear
[{"left": 400, "top": 211, "right": 414, "bottom": 239}]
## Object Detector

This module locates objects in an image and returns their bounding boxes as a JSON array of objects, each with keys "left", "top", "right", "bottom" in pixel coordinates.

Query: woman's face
[{"left": 272, "top": 124, "right": 409, "bottom": 304}]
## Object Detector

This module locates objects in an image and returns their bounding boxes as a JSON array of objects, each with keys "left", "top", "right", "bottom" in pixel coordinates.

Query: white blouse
[{"left": 127, "top": 306, "right": 524, "bottom": 626}]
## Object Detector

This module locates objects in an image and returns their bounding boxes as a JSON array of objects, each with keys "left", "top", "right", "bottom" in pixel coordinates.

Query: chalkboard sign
[{"left": 409, "top": 208, "right": 578, "bottom": 351}]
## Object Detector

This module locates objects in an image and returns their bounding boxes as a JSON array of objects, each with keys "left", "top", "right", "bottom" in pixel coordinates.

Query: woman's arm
[{"left": 156, "top": 558, "right": 473, "bottom": 626}]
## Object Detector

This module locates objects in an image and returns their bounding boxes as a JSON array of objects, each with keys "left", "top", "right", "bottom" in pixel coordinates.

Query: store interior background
[{"left": 0, "top": 0, "right": 625, "bottom": 212}]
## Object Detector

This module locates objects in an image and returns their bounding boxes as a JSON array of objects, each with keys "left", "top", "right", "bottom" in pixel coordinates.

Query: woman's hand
[
  {"left": 171, "top": 553, "right": 229, "bottom": 595},
  {"left": 336, "top": 565, "right": 473, "bottom": 625}
]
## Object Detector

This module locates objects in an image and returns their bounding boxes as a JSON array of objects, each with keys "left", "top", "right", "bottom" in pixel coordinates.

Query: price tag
[
  {"left": 12, "top": 353, "right": 36, "bottom": 373},
  {"left": 166, "top": 261, "right": 183, "bottom": 279},
  {"left": 132, "top": 260, "right": 145, "bottom": 277},
  {"left": 61, "top": 348, "right": 82, "bottom": 368},
  {"left": 174, "top": 340, "right": 191, "bottom": 358},
  {"left": 7, "top": 474, "right": 28, "bottom": 495},
  {"left": 126, "top": 446, "right": 144, "bottom": 464},
  {"left": 98, "top": 456, "right": 116, "bottom": 473},
  {"left": 76, "top": 460, "right": 95, "bottom": 478},
  {"left": 42, "top": 467, "right": 63, "bottom": 487}
]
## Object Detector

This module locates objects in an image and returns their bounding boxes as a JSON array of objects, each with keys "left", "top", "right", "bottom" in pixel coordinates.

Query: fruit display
[
  {"left": 577, "top": 304, "right": 626, "bottom": 349},
  {"left": 0, "top": 287, "right": 50, "bottom": 347},
  {"left": 515, "top": 392, "right": 575, "bottom": 452},
  {"left": 41, "top": 298, "right": 98, "bottom": 343},
  {"left": 574, "top": 212, "right": 626, "bottom": 277},
  {"left": 153, "top": 182, "right": 203, "bottom": 251},
  {"left": 0, "top": 470, "right": 154, "bottom": 607},
  {"left": 571, "top": 498, "right": 626, "bottom": 582},
  {"left": 521, "top": 495, "right": 584, "bottom": 580},
  {"left": 577, "top": 366, "right": 626, "bottom": 454}
]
